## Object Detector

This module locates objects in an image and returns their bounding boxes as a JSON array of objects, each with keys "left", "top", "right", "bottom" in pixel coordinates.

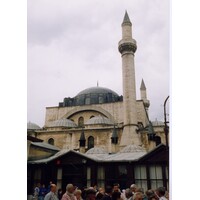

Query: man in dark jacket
[{"left": 102, "top": 186, "right": 112, "bottom": 200}]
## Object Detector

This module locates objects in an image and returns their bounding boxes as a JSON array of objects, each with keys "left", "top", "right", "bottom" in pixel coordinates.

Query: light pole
[{"left": 164, "top": 96, "right": 169, "bottom": 147}]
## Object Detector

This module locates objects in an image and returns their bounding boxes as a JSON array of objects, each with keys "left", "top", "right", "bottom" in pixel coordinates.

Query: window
[
  {"left": 78, "top": 117, "right": 84, "bottom": 127},
  {"left": 97, "top": 166, "right": 105, "bottom": 188},
  {"left": 87, "top": 167, "right": 91, "bottom": 187},
  {"left": 134, "top": 165, "right": 147, "bottom": 192},
  {"left": 48, "top": 138, "right": 54, "bottom": 145},
  {"left": 149, "top": 165, "right": 163, "bottom": 189},
  {"left": 33, "top": 168, "right": 41, "bottom": 186},
  {"left": 57, "top": 168, "right": 62, "bottom": 190},
  {"left": 88, "top": 136, "right": 94, "bottom": 149}
]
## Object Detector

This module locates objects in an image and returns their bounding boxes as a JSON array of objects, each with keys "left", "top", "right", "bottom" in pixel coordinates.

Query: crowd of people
[{"left": 32, "top": 182, "right": 169, "bottom": 200}]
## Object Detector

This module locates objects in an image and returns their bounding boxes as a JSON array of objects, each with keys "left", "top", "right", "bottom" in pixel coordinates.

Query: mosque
[{"left": 27, "top": 11, "right": 169, "bottom": 195}]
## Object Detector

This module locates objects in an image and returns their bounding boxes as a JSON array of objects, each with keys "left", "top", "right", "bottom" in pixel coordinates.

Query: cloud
[{"left": 28, "top": 0, "right": 170, "bottom": 126}]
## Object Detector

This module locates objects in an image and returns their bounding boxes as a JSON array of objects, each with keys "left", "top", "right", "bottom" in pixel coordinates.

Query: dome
[
  {"left": 86, "top": 147, "right": 107, "bottom": 154},
  {"left": 152, "top": 120, "right": 165, "bottom": 126},
  {"left": 85, "top": 116, "right": 114, "bottom": 125},
  {"left": 76, "top": 86, "right": 119, "bottom": 97},
  {"left": 27, "top": 122, "right": 41, "bottom": 130},
  {"left": 48, "top": 118, "right": 77, "bottom": 128},
  {"left": 120, "top": 145, "right": 146, "bottom": 153},
  {"left": 73, "top": 86, "right": 121, "bottom": 106}
]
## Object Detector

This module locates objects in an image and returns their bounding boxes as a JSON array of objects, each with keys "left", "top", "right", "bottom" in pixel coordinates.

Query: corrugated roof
[{"left": 28, "top": 145, "right": 148, "bottom": 164}]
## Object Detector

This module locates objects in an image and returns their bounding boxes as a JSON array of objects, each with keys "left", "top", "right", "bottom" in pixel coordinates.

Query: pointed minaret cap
[
  {"left": 122, "top": 10, "right": 132, "bottom": 26},
  {"left": 79, "top": 129, "right": 86, "bottom": 141},
  {"left": 140, "top": 79, "right": 146, "bottom": 90}
]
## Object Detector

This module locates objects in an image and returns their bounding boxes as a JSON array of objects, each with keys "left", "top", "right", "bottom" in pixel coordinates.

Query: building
[{"left": 27, "top": 11, "right": 169, "bottom": 194}]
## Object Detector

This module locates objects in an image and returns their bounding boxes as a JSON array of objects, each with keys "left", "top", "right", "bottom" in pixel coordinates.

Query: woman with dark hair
[{"left": 112, "top": 191, "right": 122, "bottom": 200}]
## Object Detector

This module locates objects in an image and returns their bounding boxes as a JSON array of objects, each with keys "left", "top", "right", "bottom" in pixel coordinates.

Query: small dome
[
  {"left": 120, "top": 145, "right": 146, "bottom": 153},
  {"left": 48, "top": 118, "right": 77, "bottom": 128},
  {"left": 27, "top": 122, "right": 41, "bottom": 130},
  {"left": 85, "top": 116, "right": 114, "bottom": 125},
  {"left": 86, "top": 147, "right": 107, "bottom": 154},
  {"left": 152, "top": 120, "right": 165, "bottom": 126}
]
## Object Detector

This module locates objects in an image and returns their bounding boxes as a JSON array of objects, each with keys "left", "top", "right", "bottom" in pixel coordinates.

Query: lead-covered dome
[
  {"left": 75, "top": 86, "right": 120, "bottom": 105},
  {"left": 120, "top": 144, "right": 146, "bottom": 153},
  {"left": 76, "top": 87, "right": 119, "bottom": 97},
  {"left": 60, "top": 86, "right": 123, "bottom": 107},
  {"left": 86, "top": 147, "right": 107, "bottom": 154},
  {"left": 48, "top": 118, "right": 77, "bottom": 128},
  {"left": 85, "top": 116, "right": 114, "bottom": 126},
  {"left": 27, "top": 122, "right": 41, "bottom": 130}
]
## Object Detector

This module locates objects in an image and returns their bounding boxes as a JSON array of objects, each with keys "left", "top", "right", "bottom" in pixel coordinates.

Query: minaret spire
[
  {"left": 140, "top": 79, "right": 150, "bottom": 112},
  {"left": 140, "top": 79, "right": 146, "bottom": 90},
  {"left": 122, "top": 10, "right": 132, "bottom": 26}
]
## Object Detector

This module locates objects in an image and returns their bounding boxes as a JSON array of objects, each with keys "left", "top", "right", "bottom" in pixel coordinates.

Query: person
[
  {"left": 113, "top": 183, "right": 126, "bottom": 200},
  {"left": 47, "top": 181, "right": 53, "bottom": 193},
  {"left": 33, "top": 183, "right": 41, "bottom": 200},
  {"left": 125, "top": 188, "right": 133, "bottom": 200},
  {"left": 132, "top": 192, "right": 143, "bottom": 200},
  {"left": 145, "top": 190, "right": 157, "bottom": 200},
  {"left": 96, "top": 192, "right": 104, "bottom": 200},
  {"left": 85, "top": 188, "right": 96, "bottom": 200},
  {"left": 130, "top": 184, "right": 137, "bottom": 196},
  {"left": 44, "top": 184, "right": 58, "bottom": 200},
  {"left": 101, "top": 186, "right": 112, "bottom": 200},
  {"left": 136, "top": 188, "right": 147, "bottom": 200},
  {"left": 112, "top": 191, "right": 122, "bottom": 200},
  {"left": 75, "top": 189, "right": 83, "bottom": 200},
  {"left": 61, "top": 184, "right": 77, "bottom": 200},
  {"left": 58, "top": 189, "right": 63, "bottom": 200},
  {"left": 39, "top": 184, "right": 47, "bottom": 200},
  {"left": 154, "top": 187, "right": 167, "bottom": 200}
]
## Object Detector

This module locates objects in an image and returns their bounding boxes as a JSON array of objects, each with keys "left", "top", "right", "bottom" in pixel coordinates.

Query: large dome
[
  {"left": 74, "top": 86, "right": 121, "bottom": 106},
  {"left": 60, "top": 86, "right": 123, "bottom": 107},
  {"left": 76, "top": 87, "right": 119, "bottom": 97}
]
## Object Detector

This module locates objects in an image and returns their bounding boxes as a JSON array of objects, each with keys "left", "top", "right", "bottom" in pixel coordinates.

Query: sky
[
  {"left": 2, "top": 1, "right": 200, "bottom": 198},
  {"left": 27, "top": 0, "right": 170, "bottom": 127}
]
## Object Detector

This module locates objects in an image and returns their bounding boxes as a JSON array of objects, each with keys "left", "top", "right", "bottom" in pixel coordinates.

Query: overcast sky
[{"left": 27, "top": 0, "right": 170, "bottom": 127}]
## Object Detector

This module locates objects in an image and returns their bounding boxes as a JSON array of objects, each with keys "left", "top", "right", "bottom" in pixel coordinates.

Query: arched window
[
  {"left": 88, "top": 136, "right": 94, "bottom": 149},
  {"left": 155, "top": 136, "right": 161, "bottom": 146},
  {"left": 78, "top": 117, "right": 84, "bottom": 127},
  {"left": 48, "top": 138, "right": 54, "bottom": 145}
]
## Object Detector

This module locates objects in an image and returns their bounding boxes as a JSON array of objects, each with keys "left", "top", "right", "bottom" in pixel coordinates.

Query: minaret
[
  {"left": 140, "top": 79, "right": 150, "bottom": 112},
  {"left": 118, "top": 11, "right": 141, "bottom": 147}
]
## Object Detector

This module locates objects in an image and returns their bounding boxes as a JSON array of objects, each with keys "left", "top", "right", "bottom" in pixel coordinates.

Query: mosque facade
[{"left": 27, "top": 11, "right": 169, "bottom": 195}]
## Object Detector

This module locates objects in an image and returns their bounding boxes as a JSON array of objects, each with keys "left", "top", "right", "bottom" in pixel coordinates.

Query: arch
[
  {"left": 78, "top": 116, "right": 84, "bottom": 127},
  {"left": 90, "top": 115, "right": 95, "bottom": 119},
  {"left": 155, "top": 136, "right": 161, "bottom": 146},
  {"left": 48, "top": 138, "right": 54, "bottom": 145},
  {"left": 61, "top": 106, "right": 114, "bottom": 121},
  {"left": 88, "top": 136, "right": 94, "bottom": 149}
]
